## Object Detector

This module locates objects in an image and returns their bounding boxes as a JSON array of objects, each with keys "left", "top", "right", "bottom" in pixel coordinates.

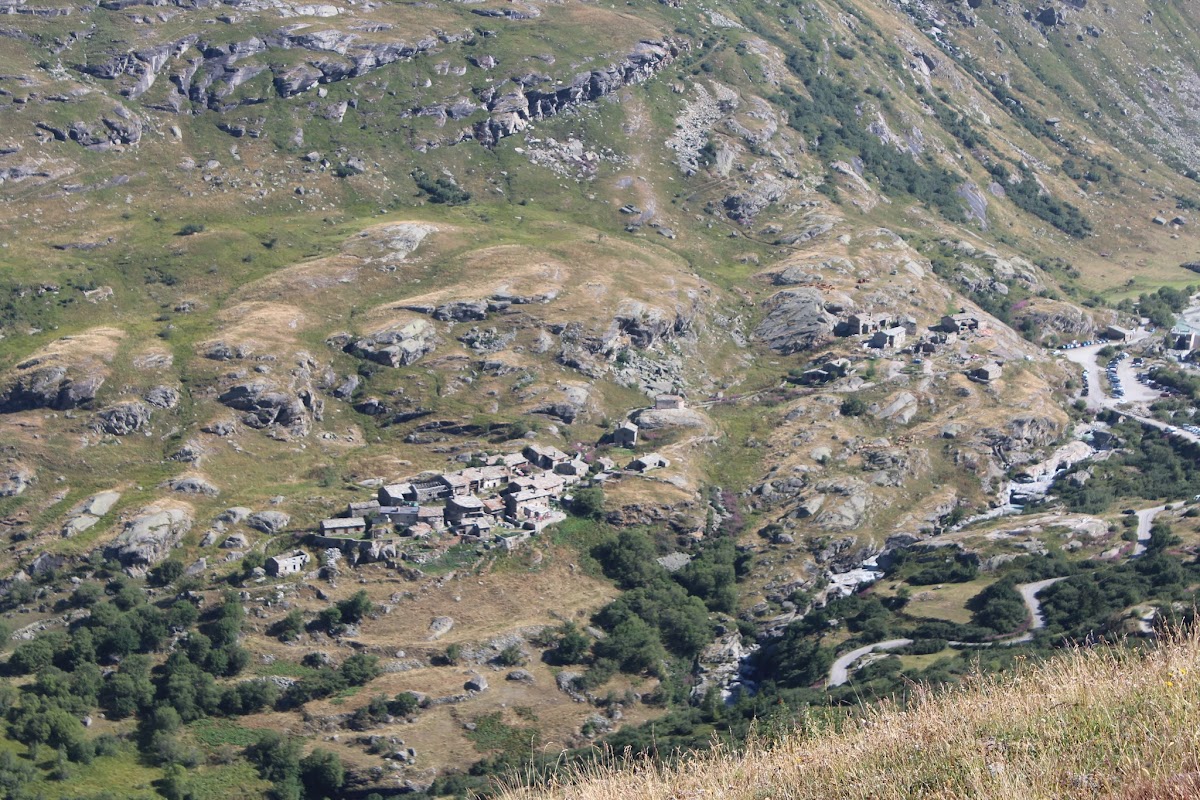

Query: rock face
[
  {"left": 95, "top": 401, "right": 152, "bottom": 435},
  {"left": 0, "top": 365, "right": 104, "bottom": 412},
  {"left": 754, "top": 289, "right": 837, "bottom": 354},
  {"left": 104, "top": 503, "right": 193, "bottom": 571},
  {"left": 345, "top": 320, "right": 437, "bottom": 368},
  {"left": 247, "top": 510, "right": 290, "bottom": 534}
]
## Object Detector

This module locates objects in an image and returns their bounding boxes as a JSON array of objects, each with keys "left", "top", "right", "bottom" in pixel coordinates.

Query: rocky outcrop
[
  {"left": 75, "top": 28, "right": 440, "bottom": 112},
  {"left": 0, "top": 464, "right": 35, "bottom": 497},
  {"left": 345, "top": 320, "right": 437, "bottom": 368},
  {"left": 0, "top": 364, "right": 104, "bottom": 412},
  {"left": 61, "top": 490, "right": 121, "bottom": 537},
  {"left": 144, "top": 385, "right": 180, "bottom": 409},
  {"left": 611, "top": 299, "right": 698, "bottom": 349},
  {"left": 95, "top": 401, "right": 152, "bottom": 435},
  {"left": 217, "top": 381, "right": 318, "bottom": 434},
  {"left": 473, "top": 40, "right": 683, "bottom": 146},
  {"left": 168, "top": 475, "right": 219, "bottom": 496},
  {"left": 104, "top": 503, "right": 193, "bottom": 572},
  {"left": 754, "top": 289, "right": 836, "bottom": 354}
]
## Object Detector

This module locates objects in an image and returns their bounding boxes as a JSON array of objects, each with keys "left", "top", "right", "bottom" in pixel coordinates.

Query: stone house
[
  {"left": 409, "top": 479, "right": 450, "bottom": 503},
  {"left": 654, "top": 394, "right": 686, "bottom": 410},
  {"left": 378, "top": 483, "right": 413, "bottom": 505},
  {"left": 969, "top": 362, "right": 1004, "bottom": 383},
  {"left": 489, "top": 452, "right": 529, "bottom": 471},
  {"left": 555, "top": 458, "right": 591, "bottom": 483},
  {"left": 523, "top": 444, "right": 571, "bottom": 470},
  {"left": 266, "top": 550, "right": 310, "bottom": 576},
  {"left": 438, "top": 472, "right": 472, "bottom": 497},
  {"left": 446, "top": 494, "right": 487, "bottom": 527},
  {"left": 416, "top": 505, "right": 445, "bottom": 530},
  {"left": 505, "top": 473, "right": 566, "bottom": 497},
  {"left": 941, "top": 313, "right": 981, "bottom": 333},
  {"left": 506, "top": 488, "right": 554, "bottom": 520},
  {"left": 614, "top": 421, "right": 639, "bottom": 447},
  {"left": 869, "top": 326, "right": 907, "bottom": 350},
  {"left": 847, "top": 312, "right": 892, "bottom": 335},
  {"left": 347, "top": 499, "right": 381, "bottom": 518},
  {"left": 320, "top": 517, "right": 367, "bottom": 536},
  {"left": 628, "top": 453, "right": 670, "bottom": 472}
]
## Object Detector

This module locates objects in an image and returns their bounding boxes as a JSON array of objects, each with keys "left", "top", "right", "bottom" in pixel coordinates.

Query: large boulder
[
  {"left": 632, "top": 407, "right": 709, "bottom": 430},
  {"left": 95, "top": 401, "right": 152, "bottom": 435},
  {"left": 345, "top": 320, "right": 437, "bottom": 368},
  {"left": 168, "top": 475, "right": 220, "bottom": 496},
  {"left": 247, "top": 510, "right": 290, "bottom": 534},
  {"left": 104, "top": 503, "right": 193, "bottom": 571},
  {"left": 754, "top": 289, "right": 836, "bottom": 354}
]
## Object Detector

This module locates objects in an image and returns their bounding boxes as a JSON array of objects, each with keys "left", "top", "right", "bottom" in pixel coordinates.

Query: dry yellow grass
[{"left": 500, "top": 632, "right": 1200, "bottom": 800}]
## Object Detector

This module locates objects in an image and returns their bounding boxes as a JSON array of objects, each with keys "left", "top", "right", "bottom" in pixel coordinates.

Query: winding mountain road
[
  {"left": 826, "top": 576, "right": 1066, "bottom": 686},
  {"left": 827, "top": 639, "right": 913, "bottom": 687}
]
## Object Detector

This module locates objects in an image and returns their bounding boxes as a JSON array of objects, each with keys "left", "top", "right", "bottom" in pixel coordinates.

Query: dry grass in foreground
[{"left": 501, "top": 632, "right": 1200, "bottom": 800}]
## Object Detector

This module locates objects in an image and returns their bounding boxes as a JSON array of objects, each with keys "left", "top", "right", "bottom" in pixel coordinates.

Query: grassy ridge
[{"left": 500, "top": 631, "right": 1200, "bottom": 800}]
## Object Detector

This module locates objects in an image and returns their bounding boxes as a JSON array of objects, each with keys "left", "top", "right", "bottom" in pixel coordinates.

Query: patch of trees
[
  {"left": 0, "top": 572, "right": 358, "bottom": 799},
  {"left": 1052, "top": 422, "right": 1200, "bottom": 513},
  {"left": 885, "top": 548, "right": 979, "bottom": 585},
  {"left": 1149, "top": 365, "right": 1200, "bottom": 403},
  {"left": 967, "top": 579, "right": 1028, "bottom": 634},
  {"left": 411, "top": 168, "right": 470, "bottom": 205},
  {"left": 281, "top": 654, "right": 381, "bottom": 707},
  {"left": 584, "top": 533, "right": 747, "bottom": 683},
  {"left": 1118, "top": 285, "right": 1191, "bottom": 329},
  {"left": 246, "top": 731, "right": 345, "bottom": 800},
  {"left": 317, "top": 589, "right": 373, "bottom": 634},
  {"left": 987, "top": 162, "right": 1092, "bottom": 239},
  {"left": 349, "top": 692, "right": 421, "bottom": 730}
]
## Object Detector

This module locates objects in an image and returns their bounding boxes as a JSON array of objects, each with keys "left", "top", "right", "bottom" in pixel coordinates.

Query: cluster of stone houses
[
  {"left": 314, "top": 440, "right": 672, "bottom": 555},
  {"left": 836, "top": 308, "right": 986, "bottom": 355}
]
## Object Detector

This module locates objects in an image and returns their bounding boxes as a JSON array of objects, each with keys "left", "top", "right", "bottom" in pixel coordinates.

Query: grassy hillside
[{"left": 501, "top": 630, "right": 1200, "bottom": 800}]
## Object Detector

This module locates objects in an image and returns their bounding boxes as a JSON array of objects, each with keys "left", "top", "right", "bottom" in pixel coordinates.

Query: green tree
[
  {"left": 593, "top": 617, "right": 667, "bottom": 676},
  {"left": 572, "top": 487, "right": 606, "bottom": 519},
  {"left": 547, "top": 622, "right": 591, "bottom": 665},
  {"left": 300, "top": 748, "right": 345, "bottom": 799}
]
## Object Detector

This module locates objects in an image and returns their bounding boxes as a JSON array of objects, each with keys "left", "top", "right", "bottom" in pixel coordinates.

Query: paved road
[
  {"left": 1133, "top": 505, "right": 1166, "bottom": 556},
  {"left": 827, "top": 639, "right": 913, "bottom": 687}
]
